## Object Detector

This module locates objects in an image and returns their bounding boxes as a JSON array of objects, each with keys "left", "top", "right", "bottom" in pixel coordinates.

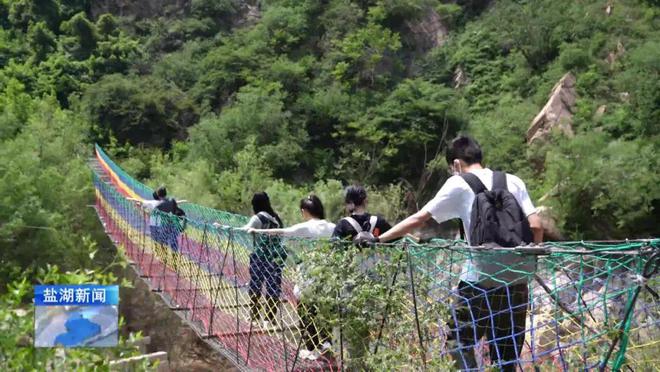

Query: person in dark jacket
[{"left": 332, "top": 185, "right": 391, "bottom": 242}]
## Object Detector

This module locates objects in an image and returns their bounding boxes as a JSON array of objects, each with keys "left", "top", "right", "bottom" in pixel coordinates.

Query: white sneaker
[
  {"left": 262, "top": 320, "right": 280, "bottom": 330},
  {"left": 320, "top": 341, "right": 332, "bottom": 352},
  {"left": 298, "top": 349, "right": 313, "bottom": 360},
  {"left": 298, "top": 349, "right": 321, "bottom": 361}
]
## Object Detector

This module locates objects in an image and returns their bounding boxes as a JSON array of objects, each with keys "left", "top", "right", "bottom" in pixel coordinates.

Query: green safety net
[{"left": 92, "top": 145, "right": 659, "bottom": 371}]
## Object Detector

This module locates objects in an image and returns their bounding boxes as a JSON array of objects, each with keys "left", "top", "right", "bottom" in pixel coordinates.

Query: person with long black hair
[
  {"left": 248, "top": 194, "right": 335, "bottom": 360},
  {"left": 243, "top": 192, "right": 286, "bottom": 328},
  {"left": 248, "top": 194, "right": 334, "bottom": 238}
]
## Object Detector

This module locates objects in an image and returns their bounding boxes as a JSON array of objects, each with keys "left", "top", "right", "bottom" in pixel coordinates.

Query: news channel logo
[{"left": 34, "top": 285, "right": 119, "bottom": 347}]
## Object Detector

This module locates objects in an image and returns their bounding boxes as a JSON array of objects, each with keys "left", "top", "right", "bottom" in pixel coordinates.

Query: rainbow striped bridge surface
[{"left": 91, "top": 144, "right": 659, "bottom": 371}]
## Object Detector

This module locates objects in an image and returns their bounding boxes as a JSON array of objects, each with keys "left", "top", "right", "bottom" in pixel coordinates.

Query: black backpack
[
  {"left": 343, "top": 215, "right": 379, "bottom": 246},
  {"left": 156, "top": 198, "right": 185, "bottom": 216},
  {"left": 255, "top": 212, "right": 287, "bottom": 262},
  {"left": 156, "top": 198, "right": 186, "bottom": 229},
  {"left": 461, "top": 171, "right": 533, "bottom": 247}
]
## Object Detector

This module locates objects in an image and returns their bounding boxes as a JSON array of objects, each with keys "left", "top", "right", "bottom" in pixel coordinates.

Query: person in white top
[
  {"left": 376, "top": 136, "right": 543, "bottom": 371},
  {"left": 249, "top": 194, "right": 335, "bottom": 361},
  {"left": 247, "top": 195, "right": 335, "bottom": 239}
]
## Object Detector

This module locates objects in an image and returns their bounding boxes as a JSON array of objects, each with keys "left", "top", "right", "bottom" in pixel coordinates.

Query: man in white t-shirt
[{"left": 376, "top": 136, "right": 543, "bottom": 371}]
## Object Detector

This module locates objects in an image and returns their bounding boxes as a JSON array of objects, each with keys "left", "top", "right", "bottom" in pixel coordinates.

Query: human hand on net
[
  {"left": 293, "top": 284, "right": 302, "bottom": 299},
  {"left": 353, "top": 232, "right": 379, "bottom": 248}
]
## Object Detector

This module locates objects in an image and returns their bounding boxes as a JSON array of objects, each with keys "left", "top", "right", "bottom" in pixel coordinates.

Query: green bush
[
  {"left": 543, "top": 134, "right": 659, "bottom": 239},
  {"left": 559, "top": 43, "right": 593, "bottom": 71},
  {"left": 82, "top": 74, "right": 198, "bottom": 147}
]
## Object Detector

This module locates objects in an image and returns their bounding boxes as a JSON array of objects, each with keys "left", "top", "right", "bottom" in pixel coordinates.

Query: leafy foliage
[
  {"left": 296, "top": 243, "right": 452, "bottom": 370},
  {"left": 83, "top": 74, "right": 198, "bottom": 147},
  {"left": 0, "top": 1, "right": 657, "bottom": 369},
  {"left": 0, "top": 0, "right": 657, "bottom": 345}
]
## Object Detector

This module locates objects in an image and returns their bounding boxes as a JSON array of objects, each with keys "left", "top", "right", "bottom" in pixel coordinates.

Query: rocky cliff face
[
  {"left": 526, "top": 72, "right": 576, "bottom": 144},
  {"left": 91, "top": 0, "right": 191, "bottom": 19},
  {"left": 120, "top": 266, "right": 237, "bottom": 371},
  {"left": 405, "top": 8, "right": 449, "bottom": 52}
]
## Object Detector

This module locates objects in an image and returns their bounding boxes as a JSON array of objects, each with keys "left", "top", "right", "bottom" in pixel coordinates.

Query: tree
[
  {"left": 188, "top": 82, "right": 305, "bottom": 177},
  {"left": 338, "top": 79, "right": 466, "bottom": 193},
  {"left": 59, "top": 0, "right": 91, "bottom": 20},
  {"left": 28, "top": 21, "right": 57, "bottom": 63},
  {"left": 0, "top": 79, "right": 33, "bottom": 140},
  {"left": 82, "top": 74, "right": 198, "bottom": 147},
  {"left": 191, "top": 31, "right": 272, "bottom": 109},
  {"left": 96, "top": 13, "right": 119, "bottom": 38},
  {"left": 543, "top": 134, "right": 659, "bottom": 239},
  {"left": 260, "top": 4, "right": 309, "bottom": 53},
  {"left": 191, "top": 0, "right": 239, "bottom": 23},
  {"left": 331, "top": 22, "right": 402, "bottom": 87},
  {"left": 0, "top": 96, "right": 106, "bottom": 283},
  {"left": 60, "top": 11, "right": 98, "bottom": 60},
  {"left": 8, "top": 0, "right": 60, "bottom": 32}
]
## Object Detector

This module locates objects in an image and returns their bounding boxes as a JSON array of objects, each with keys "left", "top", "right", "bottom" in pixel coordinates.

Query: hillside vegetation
[{"left": 1, "top": 0, "right": 658, "bottom": 284}]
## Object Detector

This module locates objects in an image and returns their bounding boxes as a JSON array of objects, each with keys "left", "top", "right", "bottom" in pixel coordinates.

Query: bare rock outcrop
[
  {"left": 605, "top": 41, "right": 625, "bottom": 67},
  {"left": 91, "top": 0, "right": 190, "bottom": 19},
  {"left": 536, "top": 206, "right": 563, "bottom": 241},
  {"left": 405, "top": 8, "right": 449, "bottom": 52},
  {"left": 453, "top": 66, "right": 469, "bottom": 88},
  {"left": 527, "top": 72, "right": 577, "bottom": 144}
]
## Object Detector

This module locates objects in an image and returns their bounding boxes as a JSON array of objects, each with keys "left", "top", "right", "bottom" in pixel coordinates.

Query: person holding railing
[
  {"left": 242, "top": 192, "right": 287, "bottom": 329},
  {"left": 130, "top": 187, "right": 187, "bottom": 269},
  {"left": 248, "top": 194, "right": 335, "bottom": 361},
  {"left": 368, "top": 136, "right": 544, "bottom": 371},
  {"left": 332, "top": 185, "right": 391, "bottom": 243},
  {"left": 331, "top": 185, "right": 392, "bottom": 366}
]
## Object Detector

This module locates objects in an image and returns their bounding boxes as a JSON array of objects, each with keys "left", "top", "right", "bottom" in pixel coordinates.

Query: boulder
[
  {"left": 537, "top": 206, "right": 564, "bottom": 241},
  {"left": 594, "top": 105, "right": 607, "bottom": 120},
  {"left": 405, "top": 8, "right": 449, "bottom": 52},
  {"left": 454, "top": 66, "right": 469, "bottom": 88},
  {"left": 527, "top": 72, "right": 577, "bottom": 144},
  {"left": 605, "top": 41, "right": 625, "bottom": 67}
]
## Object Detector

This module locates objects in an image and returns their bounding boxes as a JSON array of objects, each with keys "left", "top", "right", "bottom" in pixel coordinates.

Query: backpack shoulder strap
[
  {"left": 156, "top": 198, "right": 173, "bottom": 212},
  {"left": 492, "top": 171, "right": 507, "bottom": 190},
  {"left": 257, "top": 212, "right": 280, "bottom": 228},
  {"left": 461, "top": 173, "right": 487, "bottom": 194},
  {"left": 343, "top": 217, "right": 363, "bottom": 233},
  {"left": 368, "top": 215, "right": 378, "bottom": 234}
]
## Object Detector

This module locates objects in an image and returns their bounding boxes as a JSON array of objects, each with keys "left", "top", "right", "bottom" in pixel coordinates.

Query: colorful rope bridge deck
[{"left": 90, "top": 145, "right": 659, "bottom": 371}]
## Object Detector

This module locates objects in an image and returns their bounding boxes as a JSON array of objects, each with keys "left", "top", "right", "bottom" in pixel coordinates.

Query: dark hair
[
  {"left": 153, "top": 186, "right": 167, "bottom": 200},
  {"left": 344, "top": 185, "right": 367, "bottom": 207},
  {"left": 251, "top": 192, "right": 283, "bottom": 226},
  {"left": 445, "top": 135, "right": 483, "bottom": 165},
  {"left": 300, "top": 194, "right": 325, "bottom": 219}
]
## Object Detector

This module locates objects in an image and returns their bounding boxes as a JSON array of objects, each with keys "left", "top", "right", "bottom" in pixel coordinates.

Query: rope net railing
[{"left": 91, "top": 145, "right": 659, "bottom": 371}]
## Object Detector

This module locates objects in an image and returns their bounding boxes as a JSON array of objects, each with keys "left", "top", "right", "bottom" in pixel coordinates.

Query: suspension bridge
[{"left": 90, "top": 144, "right": 658, "bottom": 371}]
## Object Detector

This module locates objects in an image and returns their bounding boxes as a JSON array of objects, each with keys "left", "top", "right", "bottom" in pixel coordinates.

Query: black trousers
[
  {"left": 298, "top": 301, "right": 330, "bottom": 351},
  {"left": 448, "top": 281, "right": 529, "bottom": 371},
  {"left": 248, "top": 253, "right": 283, "bottom": 322}
]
